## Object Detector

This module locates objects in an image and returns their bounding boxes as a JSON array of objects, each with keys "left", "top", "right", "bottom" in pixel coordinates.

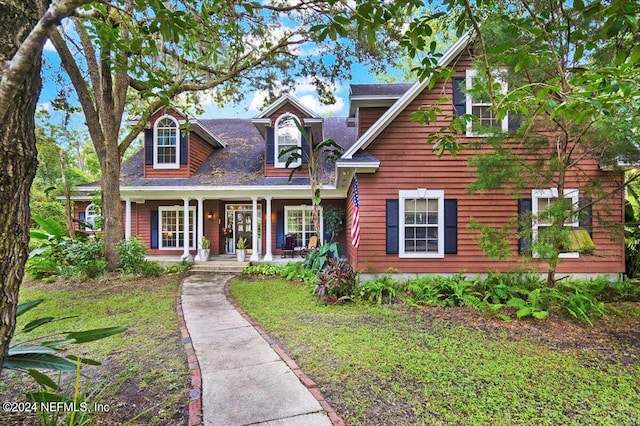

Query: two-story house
[{"left": 74, "top": 34, "right": 625, "bottom": 277}]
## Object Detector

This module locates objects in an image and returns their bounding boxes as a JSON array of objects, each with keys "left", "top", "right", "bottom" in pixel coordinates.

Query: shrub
[
  {"left": 279, "top": 261, "right": 317, "bottom": 287},
  {"left": 139, "top": 261, "right": 163, "bottom": 277},
  {"left": 63, "top": 238, "right": 107, "bottom": 279},
  {"left": 358, "top": 274, "right": 400, "bottom": 304},
  {"left": 117, "top": 237, "right": 148, "bottom": 273},
  {"left": 315, "top": 258, "right": 356, "bottom": 302},
  {"left": 243, "top": 263, "right": 282, "bottom": 277},
  {"left": 405, "top": 274, "right": 481, "bottom": 308},
  {"left": 164, "top": 259, "right": 193, "bottom": 274}
]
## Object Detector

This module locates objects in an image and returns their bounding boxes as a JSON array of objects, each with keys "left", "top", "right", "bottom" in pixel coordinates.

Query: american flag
[{"left": 351, "top": 175, "right": 361, "bottom": 248}]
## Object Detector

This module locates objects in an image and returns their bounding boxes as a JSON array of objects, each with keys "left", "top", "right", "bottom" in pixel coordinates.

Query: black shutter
[
  {"left": 266, "top": 127, "right": 275, "bottom": 164},
  {"left": 144, "top": 129, "right": 153, "bottom": 165},
  {"left": 301, "top": 127, "right": 311, "bottom": 164},
  {"left": 276, "top": 210, "right": 284, "bottom": 248},
  {"left": 518, "top": 199, "right": 533, "bottom": 254},
  {"left": 386, "top": 199, "right": 399, "bottom": 254},
  {"left": 151, "top": 210, "right": 159, "bottom": 249},
  {"left": 179, "top": 129, "right": 188, "bottom": 165},
  {"left": 508, "top": 113, "right": 521, "bottom": 131},
  {"left": 78, "top": 211, "right": 86, "bottom": 230},
  {"left": 452, "top": 77, "right": 466, "bottom": 115},
  {"left": 444, "top": 199, "right": 458, "bottom": 254},
  {"left": 579, "top": 197, "right": 593, "bottom": 237}
]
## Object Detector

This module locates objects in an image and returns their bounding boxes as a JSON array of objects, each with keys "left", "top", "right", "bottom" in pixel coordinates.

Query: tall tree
[
  {"left": 0, "top": 0, "right": 95, "bottom": 374},
  {"left": 49, "top": 0, "right": 421, "bottom": 268}
]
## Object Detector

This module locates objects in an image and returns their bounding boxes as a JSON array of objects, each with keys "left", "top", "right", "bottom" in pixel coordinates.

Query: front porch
[{"left": 146, "top": 253, "right": 307, "bottom": 266}]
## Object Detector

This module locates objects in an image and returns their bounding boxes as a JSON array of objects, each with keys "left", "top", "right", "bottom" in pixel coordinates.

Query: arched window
[
  {"left": 85, "top": 203, "right": 102, "bottom": 231},
  {"left": 275, "top": 114, "right": 301, "bottom": 168},
  {"left": 154, "top": 116, "right": 179, "bottom": 168}
]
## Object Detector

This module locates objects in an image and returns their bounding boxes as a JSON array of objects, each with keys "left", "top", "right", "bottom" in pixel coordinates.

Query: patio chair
[
  {"left": 301, "top": 235, "right": 319, "bottom": 258},
  {"left": 281, "top": 234, "right": 296, "bottom": 258}
]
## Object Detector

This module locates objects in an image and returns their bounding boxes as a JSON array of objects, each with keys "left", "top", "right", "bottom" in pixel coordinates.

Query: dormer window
[
  {"left": 465, "top": 69, "right": 508, "bottom": 137},
  {"left": 154, "top": 116, "right": 180, "bottom": 169},
  {"left": 275, "top": 114, "right": 301, "bottom": 168}
]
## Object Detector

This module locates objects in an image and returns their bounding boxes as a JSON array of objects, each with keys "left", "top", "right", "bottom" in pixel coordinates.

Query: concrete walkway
[{"left": 181, "top": 274, "right": 333, "bottom": 426}]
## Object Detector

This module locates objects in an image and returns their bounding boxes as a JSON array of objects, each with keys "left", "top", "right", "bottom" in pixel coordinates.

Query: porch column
[
  {"left": 250, "top": 196, "right": 259, "bottom": 261},
  {"left": 182, "top": 197, "right": 190, "bottom": 260},
  {"left": 124, "top": 198, "right": 132, "bottom": 239},
  {"left": 263, "top": 196, "right": 273, "bottom": 261},
  {"left": 195, "top": 197, "right": 204, "bottom": 260}
]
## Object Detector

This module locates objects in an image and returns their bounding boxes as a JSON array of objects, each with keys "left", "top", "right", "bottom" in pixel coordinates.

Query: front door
[{"left": 235, "top": 211, "right": 252, "bottom": 250}]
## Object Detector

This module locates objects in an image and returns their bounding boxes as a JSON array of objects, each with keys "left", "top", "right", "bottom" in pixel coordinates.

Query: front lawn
[
  {"left": 0, "top": 274, "right": 191, "bottom": 425},
  {"left": 230, "top": 276, "right": 640, "bottom": 426}
]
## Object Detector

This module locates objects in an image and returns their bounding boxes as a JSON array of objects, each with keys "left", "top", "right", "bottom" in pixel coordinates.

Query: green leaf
[
  {"left": 16, "top": 300, "right": 44, "bottom": 317},
  {"left": 64, "top": 326, "right": 127, "bottom": 344},
  {"left": 66, "top": 355, "right": 101, "bottom": 366},
  {"left": 27, "top": 369, "right": 61, "bottom": 391},
  {"left": 27, "top": 392, "right": 72, "bottom": 403},
  {"left": 8, "top": 345, "right": 58, "bottom": 355},
  {"left": 3, "top": 353, "right": 77, "bottom": 371},
  {"left": 22, "top": 317, "right": 55, "bottom": 333},
  {"left": 531, "top": 310, "right": 549, "bottom": 320}
]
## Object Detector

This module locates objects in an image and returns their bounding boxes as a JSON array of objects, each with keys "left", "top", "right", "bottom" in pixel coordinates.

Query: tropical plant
[
  {"left": 304, "top": 242, "right": 340, "bottom": 273},
  {"left": 315, "top": 257, "right": 356, "bottom": 302},
  {"left": 3, "top": 299, "right": 126, "bottom": 424},
  {"left": 283, "top": 121, "right": 345, "bottom": 239},
  {"left": 358, "top": 273, "right": 400, "bottom": 305},
  {"left": 200, "top": 236, "right": 211, "bottom": 250},
  {"left": 236, "top": 238, "right": 247, "bottom": 250},
  {"left": 323, "top": 206, "right": 345, "bottom": 243}
]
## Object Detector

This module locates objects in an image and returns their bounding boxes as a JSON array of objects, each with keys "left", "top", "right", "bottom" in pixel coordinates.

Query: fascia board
[
  {"left": 341, "top": 33, "right": 471, "bottom": 160},
  {"left": 253, "top": 94, "right": 320, "bottom": 119}
]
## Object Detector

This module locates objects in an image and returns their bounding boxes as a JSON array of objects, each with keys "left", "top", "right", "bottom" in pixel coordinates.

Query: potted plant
[
  {"left": 236, "top": 237, "right": 247, "bottom": 262},
  {"left": 199, "top": 236, "right": 210, "bottom": 261}
]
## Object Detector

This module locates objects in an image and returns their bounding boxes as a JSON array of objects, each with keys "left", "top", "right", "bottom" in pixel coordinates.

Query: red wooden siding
[
  {"left": 189, "top": 133, "right": 214, "bottom": 175},
  {"left": 357, "top": 107, "right": 388, "bottom": 139},
  {"left": 347, "top": 48, "right": 625, "bottom": 275}
]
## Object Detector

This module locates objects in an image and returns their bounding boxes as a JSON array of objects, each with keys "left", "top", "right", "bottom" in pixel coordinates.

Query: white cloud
[
  {"left": 37, "top": 102, "right": 50, "bottom": 112},
  {"left": 247, "top": 77, "right": 344, "bottom": 116}
]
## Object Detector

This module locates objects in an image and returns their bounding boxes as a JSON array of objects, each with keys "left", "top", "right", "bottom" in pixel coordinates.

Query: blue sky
[{"left": 38, "top": 40, "right": 396, "bottom": 132}]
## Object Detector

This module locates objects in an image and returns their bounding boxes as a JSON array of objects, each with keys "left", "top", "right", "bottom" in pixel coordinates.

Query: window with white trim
[
  {"left": 399, "top": 189, "right": 444, "bottom": 258},
  {"left": 154, "top": 116, "right": 180, "bottom": 169},
  {"left": 285, "top": 206, "right": 322, "bottom": 247},
  {"left": 466, "top": 69, "right": 508, "bottom": 136},
  {"left": 85, "top": 203, "right": 102, "bottom": 231},
  {"left": 159, "top": 206, "right": 196, "bottom": 250},
  {"left": 532, "top": 189, "right": 579, "bottom": 258},
  {"left": 275, "top": 114, "right": 302, "bottom": 168}
]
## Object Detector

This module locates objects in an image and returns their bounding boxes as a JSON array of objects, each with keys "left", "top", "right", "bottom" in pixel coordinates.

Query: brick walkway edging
[
  {"left": 223, "top": 277, "right": 347, "bottom": 426},
  {"left": 176, "top": 278, "right": 203, "bottom": 426}
]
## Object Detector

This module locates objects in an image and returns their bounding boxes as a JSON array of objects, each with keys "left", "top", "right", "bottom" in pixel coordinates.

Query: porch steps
[{"left": 190, "top": 260, "right": 250, "bottom": 274}]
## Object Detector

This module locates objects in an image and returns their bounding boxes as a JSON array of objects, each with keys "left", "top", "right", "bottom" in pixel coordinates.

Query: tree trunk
[
  {"left": 60, "top": 150, "right": 76, "bottom": 239},
  {"left": 0, "top": 0, "right": 44, "bottom": 374},
  {"left": 101, "top": 141, "right": 123, "bottom": 269}
]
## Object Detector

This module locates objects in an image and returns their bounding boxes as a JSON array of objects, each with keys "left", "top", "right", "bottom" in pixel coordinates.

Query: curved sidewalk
[{"left": 180, "top": 273, "right": 334, "bottom": 426}]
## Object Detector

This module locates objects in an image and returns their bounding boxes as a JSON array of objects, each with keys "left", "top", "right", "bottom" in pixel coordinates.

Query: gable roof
[
  {"left": 342, "top": 33, "right": 471, "bottom": 160},
  {"left": 252, "top": 94, "right": 321, "bottom": 120}
]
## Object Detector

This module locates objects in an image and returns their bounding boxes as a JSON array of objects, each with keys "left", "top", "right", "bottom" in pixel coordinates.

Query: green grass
[
  {"left": 1, "top": 275, "right": 190, "bottom": 425},
  {"left": 230, "top": 277, "right": 640, "bottom": 426}
]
